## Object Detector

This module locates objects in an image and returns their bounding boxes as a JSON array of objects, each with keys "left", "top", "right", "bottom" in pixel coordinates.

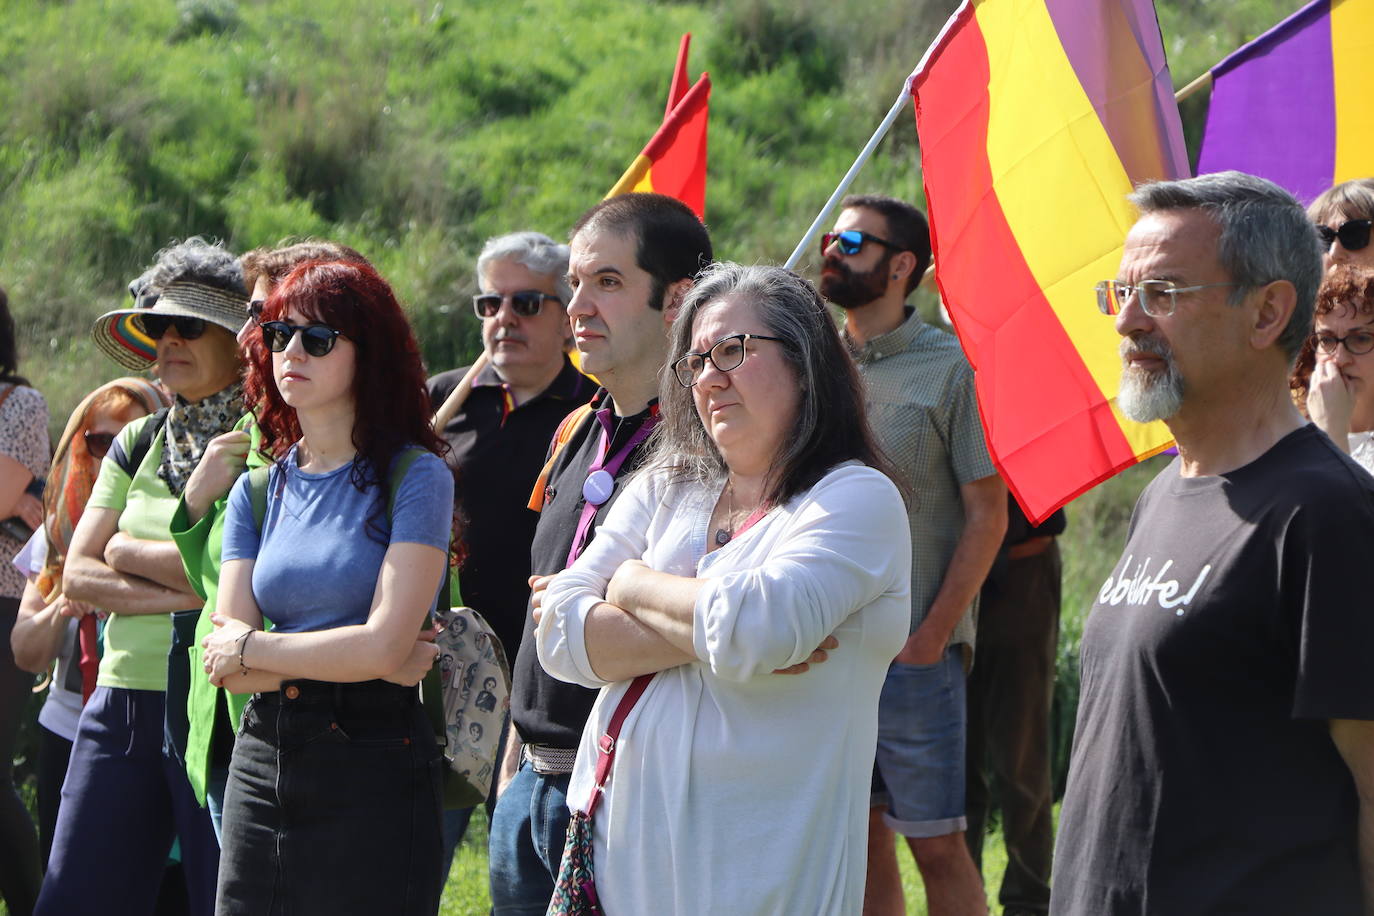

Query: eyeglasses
[
  {"left": 260, "top": 321, "right": 343, "bottom": 357},
  {"left": 1095, "top": 280, "right": 1242, "bottom": 318},
  {"left": 139, "top": 315, "right": 207, "bottom": 341},
  {"left": 1316, "top": 219, "right": 1374, "bottom": 253},
  {"left": 820, "top": 230, "right": 903, "bottom": 258},
  {"left": 83, "top": 431, "right": 115, "bottom": 459},
  {"left": 1314, "top": 329, "right": 1374, "bottom": 356},
  {"left": 472, "top": 291, "right": 561, "bottom": 319},
  {"left": 674, "top": 333, "right": 785, "bottom": 388}
]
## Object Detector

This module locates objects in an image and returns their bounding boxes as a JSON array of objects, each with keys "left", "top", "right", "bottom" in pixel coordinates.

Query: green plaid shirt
[{"left": 848, "top": 308, "right": 996, "bottom": 649}]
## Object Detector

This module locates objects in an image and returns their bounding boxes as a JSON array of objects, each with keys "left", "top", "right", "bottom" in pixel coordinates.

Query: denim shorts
[{"left": 871, "top": 646, "right": 968, "bottom": 838}]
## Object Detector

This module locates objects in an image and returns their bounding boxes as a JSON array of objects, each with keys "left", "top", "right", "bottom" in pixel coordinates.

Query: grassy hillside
[
  {"left": 2, "top": 0, "right": 1299, "bottom": 414},
  {"left": 1, "top": 2, "right": 1304, "bottom": 896}
]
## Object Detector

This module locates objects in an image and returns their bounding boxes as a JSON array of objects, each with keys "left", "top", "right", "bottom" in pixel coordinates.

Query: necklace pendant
[{"left": 714, "top": 527, "right": 732, "bottom": 546}]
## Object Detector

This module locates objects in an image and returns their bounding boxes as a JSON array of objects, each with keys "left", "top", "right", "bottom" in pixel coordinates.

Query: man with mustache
[
  {"left": 428, "top": 231, "right": 592, "bottom": 873},
  {"left": 1051, "top": 172, "right": 1374, "bottom": 916},
  {"left": 430, "top": 231, "right": 592, "bottom": 669},
  {"left": 821, "top": 194, "right": 1006, "bottom": 916},
  {"left": 489, "top": 194, "right": 712, "bottom": 914}
]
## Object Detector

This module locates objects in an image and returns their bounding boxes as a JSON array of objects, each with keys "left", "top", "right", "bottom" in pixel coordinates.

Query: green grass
[{"left": 439, "top": 808, "right": 1015, "bottom": 915}]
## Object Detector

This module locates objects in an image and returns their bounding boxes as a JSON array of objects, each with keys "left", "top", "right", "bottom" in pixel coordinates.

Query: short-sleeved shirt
[
  {"left": 0, "top": 384, "right": 49, "bottom": 599},
  {"left": 87, "top": 413, "right": 197, "bottom": 691},
  {"left": 428, "top": 357, "right": 592, "bottom": 661},
  {"left": 847, "top": 309, "right": 996, "bottom": 645},
  {"left": 509, "top": 390, "right": 656, "bottom": 749},
  {"left": 1051, "top": 425, "right": 1374, "bottom": 916},
  {"left": 220, "top": 446, "right": 454, "bottom": 633}
]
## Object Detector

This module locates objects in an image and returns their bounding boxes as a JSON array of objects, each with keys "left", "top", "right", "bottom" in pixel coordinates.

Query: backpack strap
[
  {"left": 115, "top": 407, "right": 171, "bottom": 479},
  {"left": 527, "top": 402, "right": 595, "bottom": 513},
  {"left": 247, "top": 465, "right": 272, "bottom": 533}
]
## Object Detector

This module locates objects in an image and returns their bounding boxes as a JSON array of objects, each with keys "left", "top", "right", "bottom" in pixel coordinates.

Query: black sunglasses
[
  {"left": 83, "top": 431, "right": 115, "bottom": 459},
  {"left": 139, "top": 314, "right": 207, "bottom": 341},
  {"left": 1317, "top": 219, "right": 1374, "bottom": 253},
  {"left": 472, "top": 290, "right": 560, "bottom": 319},
  {"left": 260, "top": 321, "right": 343, "bottom": 357},
  {"left": 820, "top": 229, "right": 903, "bottom": 258}
]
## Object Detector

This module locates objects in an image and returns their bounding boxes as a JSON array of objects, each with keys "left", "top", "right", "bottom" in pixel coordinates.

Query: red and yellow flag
[
  {"left": 606, "top": 34, "right": 710, "bottom": 219},
  {"left": 912, "top": 0, "right": 1188, "bottom": 523}
]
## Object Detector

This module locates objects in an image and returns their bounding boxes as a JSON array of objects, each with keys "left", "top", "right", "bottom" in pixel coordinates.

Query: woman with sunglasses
[
  {"left": 200, "top": 260, "right": 452, "bottom": 915},
  {"left": 0, "top": 284, "right": 49, "bottom": 916},
  {"left": 37, "top": 239, "right": 246, "bottom": 916},
  {"left": 173, "top": 240, "right": 370, "bottom": 840},
  {"left": 536, "top": 264, "right": 910, "bottom": 915},
  {"left": 1309, "top": 178, "right": 1374, "bottom": 271},
  {"left": 1291, "top": 264, "right": 1374, "bottom": 474},
  {"left": 10, "top": 377, "right": 168, "bottom": 869}
]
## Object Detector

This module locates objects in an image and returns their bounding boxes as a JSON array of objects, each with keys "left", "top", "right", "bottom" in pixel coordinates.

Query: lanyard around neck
[{"left": 565, "top": 408, "right": 657, "bottom": 566}]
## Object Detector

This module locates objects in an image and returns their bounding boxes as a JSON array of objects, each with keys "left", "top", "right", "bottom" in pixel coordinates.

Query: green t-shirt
[{"left": 87, "top": 413, "right": 197, "bottom": 691}]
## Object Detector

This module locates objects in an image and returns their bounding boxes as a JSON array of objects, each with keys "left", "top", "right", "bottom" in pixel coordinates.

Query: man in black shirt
[
  {"left": 428, "top": 231, "right": 592, "bottom": 663},
  {"left": 1052, "top": 171, "right": 1374, "bottom": 915},
  {"left": 488, "top": 194, "right": 712, "bottom": 914},
  {"left": 427, "top": 230, "right": 592, "bottom": 876}
]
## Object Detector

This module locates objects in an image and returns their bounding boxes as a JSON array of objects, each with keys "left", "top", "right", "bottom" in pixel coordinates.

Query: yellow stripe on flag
[
  {"left": 605, "top": 154, "right": 655, "bottom": 199},
  {"left": 975, "top": 0, "right": 1171, "bottom": 458},
  {"left": 1331, "top": 0, "right": 1374, "bottom": 183}
]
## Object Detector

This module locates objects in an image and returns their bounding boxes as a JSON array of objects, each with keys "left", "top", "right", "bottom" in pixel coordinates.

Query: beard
[
  {"left": 819, "top": 252, "right": 891, "bottom": 309},
  {"left": 1117, "top": 333, "right": 1185, "bottom": 423}
]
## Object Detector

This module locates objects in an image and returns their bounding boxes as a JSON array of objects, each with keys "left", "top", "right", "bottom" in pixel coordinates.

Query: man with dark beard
[
  {"left": 821, "top": 194, "right": 1006, "bottom": 916},
  {"left": 1051, "top": 171, "right": 1374, "bottom": 916}
]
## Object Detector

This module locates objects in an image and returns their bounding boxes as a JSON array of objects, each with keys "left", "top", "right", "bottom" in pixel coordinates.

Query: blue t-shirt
[{"left": 221, "top": 447, "right": 454, "bottom": 633}]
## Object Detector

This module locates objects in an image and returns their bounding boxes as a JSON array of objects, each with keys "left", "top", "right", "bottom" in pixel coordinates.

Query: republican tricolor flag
[
  {"left": 913, "top": 0, "right": 1189, "bottom": 523},
  {"left": 1196, "top": 0, "right": 1374, "bottom": 203},
  {"left": 605, "top": 34, "right": 710, "bottom": 219}
]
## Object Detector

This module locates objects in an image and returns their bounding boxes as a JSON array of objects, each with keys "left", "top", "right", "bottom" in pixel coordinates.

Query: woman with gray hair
[
  {"left": 36, "top": 238, "right": 245, "bottom": 916},
  {"left": 536, "top": 263, "right": 911, "bottom": 914}
]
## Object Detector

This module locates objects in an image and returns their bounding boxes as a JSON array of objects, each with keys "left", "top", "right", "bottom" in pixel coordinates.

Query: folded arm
[
  {"left": 205, "top": 542, "right": 445, "bottom": 690},
  {"left": 65, "top": 507, "right": 200, "bottom": 614}
]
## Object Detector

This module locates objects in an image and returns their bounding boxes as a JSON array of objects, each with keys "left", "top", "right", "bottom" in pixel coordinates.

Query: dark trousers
[
  {"left": 0, "top": 595, "right": 40, "bottom": 915},
  {"left": 35, "top": 725, "right": 72, "bottom": 868},
  {"left": 35, "top": 687, "right": 220, "bottom": 916},
  {"left": 966, "top": 542, "right": 1061, "bottom": 914},
  {"left": 215, "top": 680, "right": 444, "bottom": 916}
]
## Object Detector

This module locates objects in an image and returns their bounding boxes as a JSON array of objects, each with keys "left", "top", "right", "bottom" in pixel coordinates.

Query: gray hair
[
  {"left": 475, "top": 231, "right": 572, "bottom": 305},
  {"left": 1307, "top": 177, "right": 1374, "bottom": 226},
  {"left": 646, "top": 262, "right": 890, "bottom": 507},
  {"left": 1128, "top": 171, "right": 1322, "bottom": 363},
  {"left": 141, "top": 237, "right": 245, "bottom": 298}
]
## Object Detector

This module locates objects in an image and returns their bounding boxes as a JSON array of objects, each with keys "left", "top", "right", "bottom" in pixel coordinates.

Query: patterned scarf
[
  {"left": 157, "top": 383, "right": 244, "bottom": 497},
  {"left": 38, "top": 377, "right": 169, "bottom": 701}
]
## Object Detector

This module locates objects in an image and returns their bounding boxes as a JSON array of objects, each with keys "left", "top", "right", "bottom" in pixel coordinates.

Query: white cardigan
[{"left": 537, "top": 462, "right": 911, "bottom": 915}]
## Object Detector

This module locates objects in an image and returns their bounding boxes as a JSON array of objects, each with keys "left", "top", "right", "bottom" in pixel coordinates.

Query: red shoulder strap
[{"left": 583, "top": 673, "right": 653, "bottom": 818}]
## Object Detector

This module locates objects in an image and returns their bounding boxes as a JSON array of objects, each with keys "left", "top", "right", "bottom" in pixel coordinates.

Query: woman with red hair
[{"left": 200, "top": 260, "right": 453, "bottom": 915}]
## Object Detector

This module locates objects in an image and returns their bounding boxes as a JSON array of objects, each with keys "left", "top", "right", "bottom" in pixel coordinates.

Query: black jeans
[
  {"left": 215, "top": 679, "right": 444, "bottom": 916},
  {"left": 0, "top": 595, "right": 41, "bottom": 915}
]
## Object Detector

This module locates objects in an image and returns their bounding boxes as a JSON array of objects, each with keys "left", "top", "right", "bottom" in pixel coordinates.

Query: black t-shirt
[
  {"left": 509, "top": 391, "right": 657, "bottom": 748},
  {"left": 1052, "top": 425, "right": 1374, "bottom": 916},
  {"left": 428, "top": 358, "right": 592, "bottom": 663}
]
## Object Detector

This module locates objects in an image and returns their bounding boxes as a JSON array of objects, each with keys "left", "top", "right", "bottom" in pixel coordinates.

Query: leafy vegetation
[{"left": 0, "top": 0, "right": 1305, "bottom": 911}]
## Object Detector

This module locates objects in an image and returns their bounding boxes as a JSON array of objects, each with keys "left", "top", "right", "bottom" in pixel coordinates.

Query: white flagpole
[{"left": 783, "top": 78, "right": 915, "bottom": 271}]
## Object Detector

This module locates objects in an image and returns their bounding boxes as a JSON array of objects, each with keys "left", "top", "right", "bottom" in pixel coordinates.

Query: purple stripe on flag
[
  {"left": 1196, "top": 0, "right": 1334, "bottom": 203},
  {"left": 1044, "top": 0, "right": 1190, "bottom": 183}
]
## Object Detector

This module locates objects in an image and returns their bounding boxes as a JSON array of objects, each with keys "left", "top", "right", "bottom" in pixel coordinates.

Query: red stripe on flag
[
  {"left": 643, "top": 75, "right": 710, "bottom": 218},
  {"left": 915, "top": 6, "right": 1139, "bottom": 522}
]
